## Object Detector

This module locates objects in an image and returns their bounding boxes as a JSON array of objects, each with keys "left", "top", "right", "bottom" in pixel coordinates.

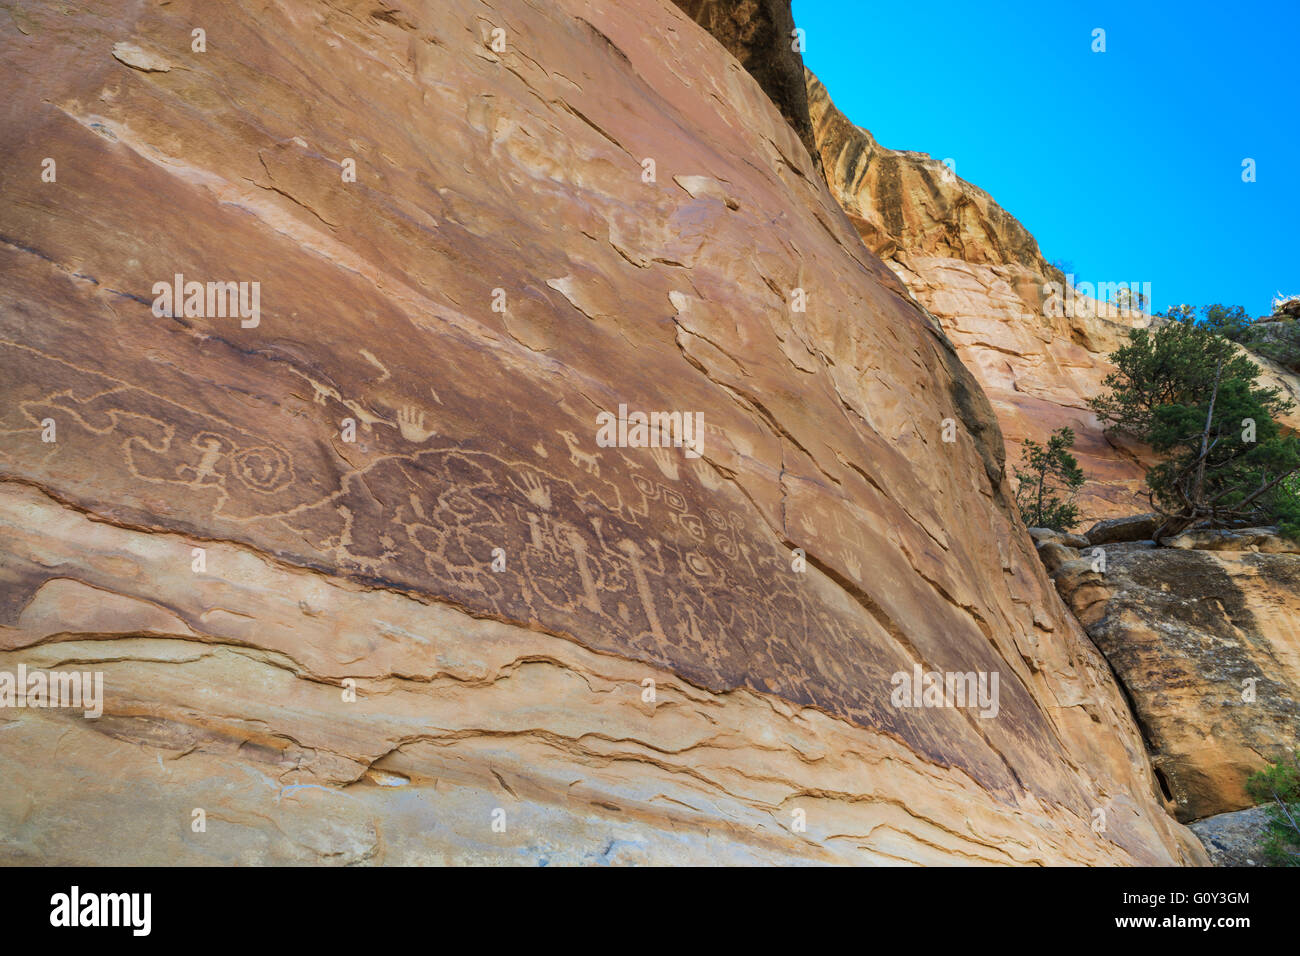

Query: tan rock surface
[
  {"left": 807, "top": 71, "right": 1300, "bottom": 523},
  {"left": 0, "top": 0, "right": 1200, "bottom": 864},
  {"left": 1051, "top": 544, "right": 1300, "bottom": 821}
]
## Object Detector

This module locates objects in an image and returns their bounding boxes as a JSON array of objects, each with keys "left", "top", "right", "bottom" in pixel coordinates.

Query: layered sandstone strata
[{"left": 0, "top": 0, "right": 1201, "bottom": 864}]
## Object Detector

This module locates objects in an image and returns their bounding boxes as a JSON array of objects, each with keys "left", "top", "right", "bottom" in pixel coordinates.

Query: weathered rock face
[
  {"left": 1050, "top": 541, "right": 1300, "bottom": 822},
  {"left": 806, "top": 72, "right": 1300, "bottom": 523},
  {"left": 0, "top": 0, "right": 1201, "bottom": 864},
  {"left": 670, "top": 0, "right": 821, "bottom": 174}
]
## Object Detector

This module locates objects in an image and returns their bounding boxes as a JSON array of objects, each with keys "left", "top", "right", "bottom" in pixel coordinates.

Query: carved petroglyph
[
  {"left": 395, "top": 405, "right": 437, "bottom": 442},
  {"left": 513, "top": 470, "right": 552, "bottom": 510},
  {"left": 11, "top": 378, "right": 296, "bottom": 516},
  {"left": 0, "top": 336, "right": 927, "bottom": 737},
  {"left": 359, "top": 348, "right": 391, "bottom": 382},
  {"left": 558, "top": 430, "right": 599, "bottom": 475},
  {"left": 649, "top": 445, "right": 679, "bottom": 481},
  {"left": 567, "top": 527, "right": 602, "bottom": 614}
]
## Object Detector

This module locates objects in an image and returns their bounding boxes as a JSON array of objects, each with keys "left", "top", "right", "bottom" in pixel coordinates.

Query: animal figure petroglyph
[
  {"left": 558, "top": 430, "right": 599, "bottom": 475},
  {"left": 359, "top": 349, "right": 391, "bottom": 382}
]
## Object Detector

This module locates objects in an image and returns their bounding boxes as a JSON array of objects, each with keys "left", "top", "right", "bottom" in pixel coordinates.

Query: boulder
[
  {"left": 1085, "top": 514, "right": 1161, "bottom": 546},
  {"left": 1167, "top": 527, "right": 1299, "bottom": 554},
  {"left": 1034, "top": 539, "right": 1079, "bottom": 574}
]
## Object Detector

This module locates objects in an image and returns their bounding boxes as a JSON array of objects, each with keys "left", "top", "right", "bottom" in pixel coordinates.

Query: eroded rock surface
[
  {"left": 0, "top": 0, "right": 1200, "bottom": 864},
  {"left": 1051, "top": 543, "right": 1300, "bottom": 821}
]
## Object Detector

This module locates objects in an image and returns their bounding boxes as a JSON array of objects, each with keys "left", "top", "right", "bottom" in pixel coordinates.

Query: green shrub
[
  {"left": 1246, "top": 752, "right": 1300, "bottom": 866},
  {"left": 1244, "top": 319, "right": 1300, "bottom": 374},
  {"left": 1201, "top": 303, "right": 1252, "bottom": 342},
  {"left": 1091, "top": 321, "right": 1300, "bottom": 539},
  {"left": 1014, "top": 427, "right": 1085, "bottom": 531}
]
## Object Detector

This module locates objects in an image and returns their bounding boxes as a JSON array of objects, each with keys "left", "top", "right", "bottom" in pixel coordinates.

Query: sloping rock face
[
  {"left": 0, "top": 0, "right": 1201, "bottom": 864},
  {"left": 806, "top": 72, "right": 1300, "bottom": 523},
  {"left": 670, "top": 0, "right": 821, "bottom": 174},
  {"left": 1050, "top": 542, "right": 1300, "bottom": 822}
]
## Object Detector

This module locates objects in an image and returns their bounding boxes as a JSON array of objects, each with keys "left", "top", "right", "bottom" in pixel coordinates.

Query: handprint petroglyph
[
  {"left": 396, "top": 405, "right": 437, "bottom": 442},
  {"left": 843, "top": 551, "right": 862, "bottom": 580},
  {"left": 515, "top": 470, "right": 552, "bottom": 510},
  {"left": 649, "top": 445, "right": 679, "bottom": 481}
]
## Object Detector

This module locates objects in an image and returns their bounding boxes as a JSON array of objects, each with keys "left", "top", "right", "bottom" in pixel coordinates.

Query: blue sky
[{"left": 794, "top": 0, "right": 1298, "bottom": 316}]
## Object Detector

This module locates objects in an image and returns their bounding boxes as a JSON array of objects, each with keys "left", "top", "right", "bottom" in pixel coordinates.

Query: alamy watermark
[
  {"left": 595, "top": 404, "right": 704, "bottom": 458},
  {"left": 0, "top": 664, "right": 103, "bottom": 718},
  {"left": 50, "top": 886, "right": 150, "bottom": 936},
  {"left": 1043, "top": 276, "right": 1151, "bottom": 320},
  {"left": 151, "top": 272, "right": 260, "bottom": 328},
  {"left": 890, "top": 664, "right": 1000, "bottom": 718}
]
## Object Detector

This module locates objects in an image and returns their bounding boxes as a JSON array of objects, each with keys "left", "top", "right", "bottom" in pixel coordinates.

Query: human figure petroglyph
[
  {"left": 528, "top": 511, "right": 549, "bottom": 550},
  {"left": 178, "top": 432, "right": 229, "bottom": 484},
  {"left": 566, "top": 527, "right": 602, "bottom": 614},
  {"left": 618, "top": 538, "right": 666, "bottom": 644}
]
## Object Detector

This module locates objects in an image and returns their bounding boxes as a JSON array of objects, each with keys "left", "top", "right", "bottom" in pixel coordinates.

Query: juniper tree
[
  {"left": 1246, "top": 752, "right": 1300, "bottom": 866},
  {"left": 1091, "top": 320, "right": 1300, "bottom": 539},
  {"left": 1014, "top": 427, "right": 1085, "bottom": 532}
]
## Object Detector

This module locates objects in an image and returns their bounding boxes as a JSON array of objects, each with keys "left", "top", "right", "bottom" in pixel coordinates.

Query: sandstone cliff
[
  {"left": 807, "top": 71, "right": 1300, "bottom": 523},
  {"left": 0, "top": 0, "right": 1202, "bottom": 864}
]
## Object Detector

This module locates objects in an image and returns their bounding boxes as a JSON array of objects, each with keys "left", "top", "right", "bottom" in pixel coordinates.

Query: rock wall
[
  {"left": 1045, "top": 535, "right": 1300, "bottom": 822},
  {"left": 0, "top": 0, "right": 1202, "bottom": 864}
]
